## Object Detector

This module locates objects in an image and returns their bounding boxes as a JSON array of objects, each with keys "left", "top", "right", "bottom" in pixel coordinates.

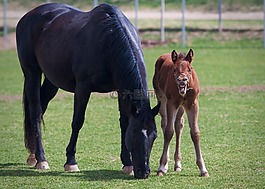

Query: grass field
[{"left": 0, "top": 43, "right": 265, "bottom": 188}]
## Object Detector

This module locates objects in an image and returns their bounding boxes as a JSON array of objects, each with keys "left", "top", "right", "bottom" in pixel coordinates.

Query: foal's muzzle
[{"left": 176, "top": 74, "right": 189, "bottom": 96}]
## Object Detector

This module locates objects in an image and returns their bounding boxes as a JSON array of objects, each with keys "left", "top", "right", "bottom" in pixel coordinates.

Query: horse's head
[
  {"left": 126, "top": 102, "right": 160, "bottom": 179},
  {"left": 172, "top": 49, "right": 194, "bottom": 97}
]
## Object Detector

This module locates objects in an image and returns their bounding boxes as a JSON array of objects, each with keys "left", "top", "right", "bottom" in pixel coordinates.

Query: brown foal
[{"left": 153, "top": 49, "right": 209, "bottom": 177}]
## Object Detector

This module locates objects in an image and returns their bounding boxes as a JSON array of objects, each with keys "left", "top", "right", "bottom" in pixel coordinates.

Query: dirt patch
[{"left": 0, "top": 33, "right": 16, "bottom": 51}]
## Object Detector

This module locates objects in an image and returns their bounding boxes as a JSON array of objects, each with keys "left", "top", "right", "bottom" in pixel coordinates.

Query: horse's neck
[{"left": 118, "top": 70, "right": 150, "bottom": 115}]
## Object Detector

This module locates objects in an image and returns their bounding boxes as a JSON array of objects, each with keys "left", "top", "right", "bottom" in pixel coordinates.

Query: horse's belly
[{"left": 40, "top": 64, "right": 76, "bottom": 93}]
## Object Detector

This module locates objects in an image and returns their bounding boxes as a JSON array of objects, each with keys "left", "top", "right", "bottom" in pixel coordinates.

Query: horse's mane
[{"left": 93, "top": 4, "right": 147, "bottom": 95}]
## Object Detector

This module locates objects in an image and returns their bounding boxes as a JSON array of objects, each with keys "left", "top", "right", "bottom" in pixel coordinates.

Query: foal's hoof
[
  {"left": 64, "top": 164, "right": 80, "bottom": 172},
  {"left": 157, "top": 171, "right": 165, "bottom": 176},
  {"left": 201, "top": 171, "right": 209, "bottom": 177},
  {"left": 122, "top": 166, "right": 134, "bottom": 175},
  {"left": 36, "top": 161, "right": 50, "bottom": 170},
  {"left": 27, "top": 154, "right": 37, "bottom": 166}
]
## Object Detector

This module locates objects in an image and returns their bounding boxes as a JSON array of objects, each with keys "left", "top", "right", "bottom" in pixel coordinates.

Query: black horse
[{"left": 16, "top": 3, "right": 160, "bottom": 179}]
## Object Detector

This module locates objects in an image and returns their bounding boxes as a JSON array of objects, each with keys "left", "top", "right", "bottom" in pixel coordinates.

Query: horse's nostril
[{"left": 136, "top": 168, "right": 150, "bottom": 179}]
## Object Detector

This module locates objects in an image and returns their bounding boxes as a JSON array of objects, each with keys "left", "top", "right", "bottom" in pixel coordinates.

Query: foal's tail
[{"left": 23, "top": 89, "right": 36, "bottom": 153}]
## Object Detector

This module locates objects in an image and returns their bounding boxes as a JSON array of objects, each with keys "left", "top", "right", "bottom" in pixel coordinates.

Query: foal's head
[{"left": 172, "top": 49, "right": 194, "bottom": 97}]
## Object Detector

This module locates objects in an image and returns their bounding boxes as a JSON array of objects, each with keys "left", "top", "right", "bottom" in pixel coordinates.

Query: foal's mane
[{"left": 177, "top": 52, "right": 186, "bottom": 60}]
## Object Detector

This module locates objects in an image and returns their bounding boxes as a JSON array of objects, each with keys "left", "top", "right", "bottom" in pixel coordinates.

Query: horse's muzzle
[
  {"left": 176, "top": 74, "right": 189, "bottom": 96},
  {"left": 134, "top": 167, "right": 150, "bottom": 179}
]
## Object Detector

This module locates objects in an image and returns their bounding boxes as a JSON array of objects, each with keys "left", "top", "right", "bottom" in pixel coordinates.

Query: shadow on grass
[{"left": 0, "top": 163, "right": 135, "bottom": 181}]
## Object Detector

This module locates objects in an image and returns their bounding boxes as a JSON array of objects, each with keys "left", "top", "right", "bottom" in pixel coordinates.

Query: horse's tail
[{"left": 23, "top": 89, "right": 36, "bottom": 153}]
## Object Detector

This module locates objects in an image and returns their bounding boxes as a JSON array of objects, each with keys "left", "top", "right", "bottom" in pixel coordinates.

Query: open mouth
[{"left": 178, "top": 84, "right": 187, "bottom": 96}]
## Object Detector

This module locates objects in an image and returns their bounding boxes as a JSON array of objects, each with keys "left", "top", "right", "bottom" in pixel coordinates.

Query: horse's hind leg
[
  {"left": 27, "top": 77, "right": 58, "bottom": 166},
  {"left": 23, "top": 69, "right": 49, "bottom": 170},
  {"left": 174, "top": 106, "right": 185, "bottom": 172},
  {"left": 40, "top": 77, "right": 58, "bottom": 114},
  {"left": 186, "top": 100, "right": 209, "bottom": 177}
]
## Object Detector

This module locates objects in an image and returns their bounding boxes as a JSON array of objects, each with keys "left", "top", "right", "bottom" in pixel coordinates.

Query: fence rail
[{"left": 1, "top": 0, "right": 264, "bottom": 49}]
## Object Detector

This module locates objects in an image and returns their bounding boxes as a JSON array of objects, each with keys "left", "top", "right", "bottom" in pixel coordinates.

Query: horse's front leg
[
  {"left": 186, "top": 100, "right": 209, "bottom": 177},
  {"left": 64, "top": 86, "right": 91, "bottom": 172},
  {"left": 118, "top": 100, "right": 133, "bottom": 175},
  {"left": 157, "top": 102, "right": 177, "bottom": 176},
  {"left": 174, "top": 106, "right": 185, "bottom": 172}
]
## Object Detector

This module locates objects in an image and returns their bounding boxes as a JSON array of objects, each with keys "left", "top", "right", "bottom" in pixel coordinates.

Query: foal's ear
[
  {"left": 151, "top": 101, "right": 161, "bottom": 117},
  {"left": 185, "top": 49, "right": 194, "bottom": 63},
  {"left": 171, "top": 50, "right": 178, "bottom": 63}
]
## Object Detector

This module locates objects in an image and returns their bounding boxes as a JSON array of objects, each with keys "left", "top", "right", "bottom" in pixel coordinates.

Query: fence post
[
  {"left": 160, "top": 0, "right": 165, "bottom": 42},
  {"left": 263, "top": 0, "right": 265, "bottom": 48},
  {"left": 218, "top": 0, "right": 222, "bottom": 32},
  {"left": 3, "top": 0, "right": 8, "bottom": 47},
  {"left": 93, "top": 0, "right": 98, "bottom": 8},
  {"left": 181, "top": 0, "right": 186, "bottom": 48},
  {"left": 135, "top": 0, "right": 139, "bottom": 30}
]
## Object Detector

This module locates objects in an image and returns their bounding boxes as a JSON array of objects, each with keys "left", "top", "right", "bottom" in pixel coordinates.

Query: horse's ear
[
  {"left": 151, "top": 101, "right": 161, "bottom": 116},
  {"left": 186, "top": 49, "right": 194, "bottom": 63},
  {"left": 171, "top": 50, "right": 178, "bottom": 63}
]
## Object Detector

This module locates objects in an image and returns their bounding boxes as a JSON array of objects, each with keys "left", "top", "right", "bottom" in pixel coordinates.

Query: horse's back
[
  {"left": 16, "top": 3, "right": 85, "bottom": 66},
  {"left": 16, "top": 3, "right": 86, "bottom": 91},
  {"left": 17, "top": 3, "right": 142, "bottom": 93},
  {"left": 153, "top": 53, "right": 175, "bottom": 93}
]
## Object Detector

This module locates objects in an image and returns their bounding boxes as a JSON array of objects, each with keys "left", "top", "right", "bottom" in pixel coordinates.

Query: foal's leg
[
  {"left": 23, "top": 70, "right": 49, "bottom": 170},
  {"left": 27, "top": 78, "right": 58, "bottom": 166},
  {"left": 64, "top": 84, "right": 91, "bottom": 172},
  {"left": 174, "top": 106, "right": 185, "bottom": 172},
  {"left": 186, "top": 100, "right": 209, "bottom": 177},
  {"left": 157, "top": 102, "right": 177, "bottom": 176}
]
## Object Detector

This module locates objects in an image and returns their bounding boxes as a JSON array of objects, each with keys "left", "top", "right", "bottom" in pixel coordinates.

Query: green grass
[{"left": 0, "top": 45, "right": 265, "bottom": 188}]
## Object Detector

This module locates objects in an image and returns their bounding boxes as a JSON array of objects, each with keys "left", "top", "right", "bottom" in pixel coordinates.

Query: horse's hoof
[
  {"left": 36, "top": 161, "right": 50, "bottom": 170},
  {"left": 157, "top": 171, "right": 165, "bottom": 176},
  {"left": 122, "top": 166, "right": 134, "bottom": 175},
  {"left": 64, "top": 164, "right": 80, "bottom": 172},
  {"left": 174, "top": 166, "right": 182, "bottom": 172},
  {"left": 201, "top": 172, "right": 209, "bottom": 177},
  {"left": 27, "top": 154, "right": 37, "bottom": 166}
]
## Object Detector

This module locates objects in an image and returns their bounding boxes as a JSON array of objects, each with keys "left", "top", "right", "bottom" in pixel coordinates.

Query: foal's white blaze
[{"left": 142, "top": 129, "right": 148, "bottom": 138}]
